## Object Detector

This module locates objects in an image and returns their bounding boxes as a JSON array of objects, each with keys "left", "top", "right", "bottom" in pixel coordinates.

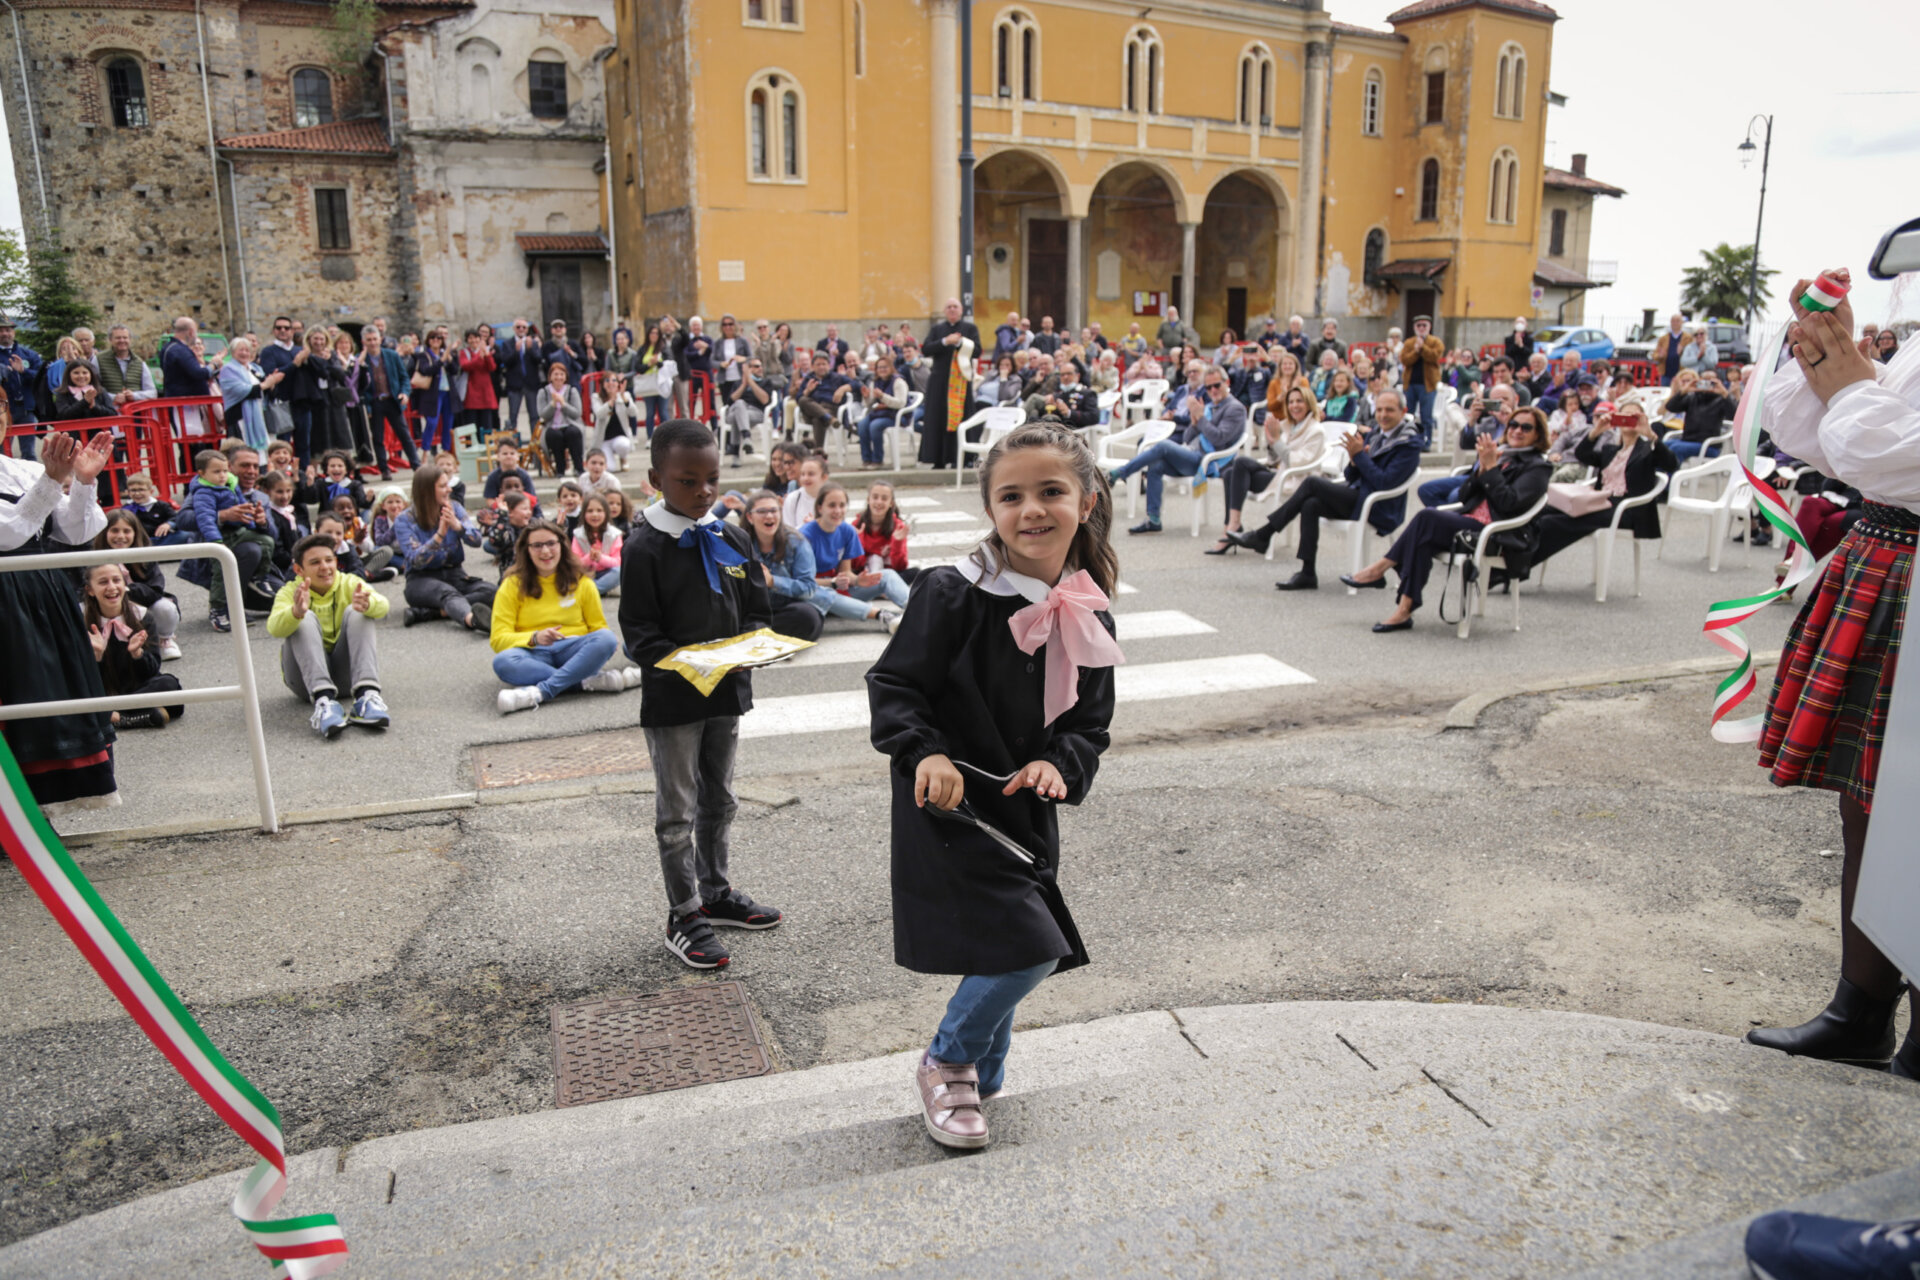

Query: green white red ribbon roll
[
  {"left": 0, "top": 737, "right": 348, "bottom": 1277},
  {"left": 1701, "top": 322, "right": 1820, "bottom": 743},
  {"left": 1797, "top": 272, "right": 1849, "bottom": 314}
]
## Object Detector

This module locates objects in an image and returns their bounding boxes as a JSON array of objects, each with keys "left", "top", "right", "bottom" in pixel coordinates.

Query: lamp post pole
[
  {"left": 1739, "top": 114, "right": 1773, "bottom": 330},
  {"left": 959, "top": 0, "right": 975, "bottom": 319}
]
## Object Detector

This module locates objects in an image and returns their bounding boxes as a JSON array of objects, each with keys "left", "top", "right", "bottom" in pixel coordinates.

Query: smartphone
[{"left": 1607, "top": 412, "right": 1637, "bottom": 427}]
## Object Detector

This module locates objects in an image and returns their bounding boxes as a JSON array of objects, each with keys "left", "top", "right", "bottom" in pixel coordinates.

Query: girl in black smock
[{"left": 868, "top": 421, "right": 1120, "bottom": 1150}]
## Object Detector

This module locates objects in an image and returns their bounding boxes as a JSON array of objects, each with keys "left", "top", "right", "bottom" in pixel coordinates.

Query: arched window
[
  {"left": 746, "top": 69, "right": 806, "bottom": 183},
  {"left": 1487, "top": 147, "right": 1519, "bottom": 224},
  {"left": 1123, "top": 26, "right": 1160, "bottom": 115},
  {"left": 291, "top": 68, "right": 333, "bottom": 127},
  {"left": 468, "top": 63, "right": 493, "bottom": 118},
  {"left": 1237, "top": 44, "right": 1273, "bottom": 127},
  {"left": 1422, "top": 46, "right": 1447, "bottom": 124},
  {"left": 1418, "top": 158, "right": 1440, "bottom": 222},
  {"left": 1363, "top": 227, "right": 1387, "bottom": 285},
  {"left": 105, "top": 57, "right": 148, "bottom": 128},
  {"left": 1362, "top": 68, "right": 1383, "bottom": 136},
  {"left": 994, "top": 9, "right": 1038, "bottom": 102},
  {"left": 528, "top": 55, "right": 568, "bottom": 119},
  {"left": 1495, "top": 43, "right": 1526, "bottom": 118}
]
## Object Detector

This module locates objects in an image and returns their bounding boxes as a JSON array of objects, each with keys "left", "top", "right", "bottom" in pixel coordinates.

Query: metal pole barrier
[{"left": 0, "top": 543, "right": 280, "bottom": 833}]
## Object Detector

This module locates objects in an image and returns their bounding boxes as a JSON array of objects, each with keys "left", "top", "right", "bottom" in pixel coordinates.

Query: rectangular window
[
  {"left": 315, "top": 188, "right": 351, "bottom": 251},
  {"left": 779, "top": 0, "right": 795, "bottom": 22},
  {"left": 1549, "top": 208, "right": 1567, "bottom": 257},
  {"left": 529, "top": 60, "right": 568, "bottom": 120},
  {"left": 781, "top": 91, "right": 798, "bottom": 177},
  {"left": 747, "top": 0, "right": 764, "bottom": 18},
  {"left": 107, "top": 61, "right": 148, "bottom": 128},
  {"left": 1362, "top": 78, "right": 1381, "bottom": 136},
  {"left": 1424, "top": 71, "right": 1445, "bottom": 124}
]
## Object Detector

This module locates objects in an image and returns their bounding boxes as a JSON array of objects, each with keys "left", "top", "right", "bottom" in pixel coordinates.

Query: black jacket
[
  {"left": 286, "top": 352, "right": 345, "bottom": 405},
  {"left": 866, "top": 563, "right": 1112, "bottom": 976},
  {"left": 617, "top": 512, "right": 772, "bottom": 728},
  {"left": 1452, "top": 449, "right": 1552, "bottom": 573},
  {"left": 1573, "top": 434, "right": 1678, "bottom": 539},
  {"left": 1034, "top": 383, "right": 1100, "bottom": 429},
  {"left": 1665, "top": 391, "right": 1736, "bottom": 444}
]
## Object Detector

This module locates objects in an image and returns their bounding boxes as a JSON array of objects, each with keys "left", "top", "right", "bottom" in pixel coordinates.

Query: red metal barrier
[
  {"left": 686, "top": 370, "right": 717, "bottom": 426},
  {"left": 1349, "top": 341, "right": 1385, "bottom": 366},
  {"left": 1478, "top": 343, "right": 1506, "bottom": 362},
  {"left": 123, "top": 396, "right": 225, "bottom": 503},
  {"left": 5, "top": 417, "right": 139, "bottom": 505}
]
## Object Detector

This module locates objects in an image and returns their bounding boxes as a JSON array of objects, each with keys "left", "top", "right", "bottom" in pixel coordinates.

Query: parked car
[
  {"left": 1616, "top": 321, "right": 1750, "bottom": 366},
  {"left": 1532, "top": 326, "right": 1616, "bottom": 363}
]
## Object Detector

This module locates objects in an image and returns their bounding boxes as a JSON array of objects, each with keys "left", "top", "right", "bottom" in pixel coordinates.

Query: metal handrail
[{"left": 0, "top": 542, "right": 278, "bottom": 832}]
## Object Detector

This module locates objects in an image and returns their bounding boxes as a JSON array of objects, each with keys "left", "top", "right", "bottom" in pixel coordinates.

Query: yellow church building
[{"left": 608, "top": 0, "right": 1565, "bottom": 348}]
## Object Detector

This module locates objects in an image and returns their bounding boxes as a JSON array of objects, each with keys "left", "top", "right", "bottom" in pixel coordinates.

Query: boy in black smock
[
  {"left": 618, "top": 420, "right": 784, "bottom": 970},
  {"left": 867, "top": 421, "right": 1122, "bottom": 1150}
]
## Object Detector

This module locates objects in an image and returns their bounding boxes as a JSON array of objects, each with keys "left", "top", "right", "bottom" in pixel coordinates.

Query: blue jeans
[
  {"left": 812, "top": 569, "right": 909, "bottom": 619},
  {"left": 1405, "top": 385, "right": 1434, "bottom": 438},
  {"left": 1111, "top": 438, "right": 1205, "bottom": 521},
  {"left": 857, "top": 410, "right": 896, "bottom": 465},
  {"left": 594, "top": 567, "right": 621, "bottom": 594},
  {"left": 420, "top": 392, "right": 456, "bottom": 453},
  {"left": 490, "top": 628, "right": 619, "bottom": 700},
  {"left": 1419, "top": 475, "right": 1469, "bottom": 508},
  {"left": 1668, "top": 440, "right": 1720, "bottom": 462},
  {"left": 929, "top": 958, "right": 1059, "bottom": 1095}
]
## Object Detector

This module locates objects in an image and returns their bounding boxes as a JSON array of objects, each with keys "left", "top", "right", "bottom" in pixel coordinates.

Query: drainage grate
[
  {"left": 551, "top": 980, "right": 772, "bottom": 1107},
  {"left": 472, "top": 728, "right": 650, "bottom": 789}
]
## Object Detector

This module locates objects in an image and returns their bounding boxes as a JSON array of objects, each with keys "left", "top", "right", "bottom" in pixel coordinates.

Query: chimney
[{"left": 1571, "top": 153, "right": 1588, "bottom": 177}]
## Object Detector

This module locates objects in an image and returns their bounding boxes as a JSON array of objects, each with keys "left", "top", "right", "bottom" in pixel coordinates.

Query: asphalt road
[
  {"left": 1, "top": 671, "right": 1880, "bottom": 1247},
  {"left": 51, "top": 456, "right": 1800, "bottom": 835}
]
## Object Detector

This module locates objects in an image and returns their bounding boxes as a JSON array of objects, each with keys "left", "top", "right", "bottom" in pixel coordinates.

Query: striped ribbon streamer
[
  {"left": 0, "top": 738, "right": 348, "bottom": 1277},
  {"left": 1701, "top": 322, "right": 1821, "bottom": 743}
]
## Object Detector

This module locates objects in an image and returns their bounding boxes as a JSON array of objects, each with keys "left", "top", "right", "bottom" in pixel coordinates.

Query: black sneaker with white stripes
[
  {"left": 665, "top": 911, "right": 731, "bottom": 969},
  {"left": 698, "top": 888, "right": 784, "bottom": 930}
]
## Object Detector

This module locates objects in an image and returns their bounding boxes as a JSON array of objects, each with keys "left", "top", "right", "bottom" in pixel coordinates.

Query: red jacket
[
  {"left": 460, "top": 347, "right": 499, "bottom": 410},
  {"left": 854, "top": 516, "right": 909, "bottom": 572}
]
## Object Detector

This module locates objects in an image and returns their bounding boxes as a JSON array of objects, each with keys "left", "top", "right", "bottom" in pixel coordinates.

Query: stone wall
[{"left": 223, "top": 154, "right": 405, "bottom": 334}]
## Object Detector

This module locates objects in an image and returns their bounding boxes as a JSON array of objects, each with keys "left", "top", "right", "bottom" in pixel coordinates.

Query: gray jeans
[
  {"left": 643, "top": 716, "right": 739, "bottom": 917},
  {"left": 723, "top": 400, "right": 765, "bottom": 453},
  {"left": 280, "top": 609, "right": 381, "bottom": 701}
]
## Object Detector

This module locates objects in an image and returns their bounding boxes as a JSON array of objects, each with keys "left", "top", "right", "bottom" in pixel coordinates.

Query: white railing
[{"left": 1, "top": 543, "right": 278, "bottom": 832}]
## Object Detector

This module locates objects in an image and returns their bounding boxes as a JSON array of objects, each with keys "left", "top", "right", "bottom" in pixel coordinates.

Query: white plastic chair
[
  {"left": 1097, "top": 418, "right": 1177, "bottom": 518},
  {"left": 1539, "top": 472, "right": 1671, "bottom": 602},
  {"left": 1120, "top": 379, "right": 1169, "bottom": 427},
  {"left": 953, "top": 405, "right": 1027, "bottom": 488},
  {"left": 1243, "top": 430, "right": 1333, "bottom": 555},
  {"left": 831, "top": 400, "right": 859, "bottom": 466},
  {"left": 1446, "top": 490, "right": 1553, "bottom": 639},
  {"left": 885, "top": 391, "right": 924, "bottom": 470},
  {"left": 1178, "top": 420, "right": 1257, "bottom": 536},
  {"left": 1318, "top": 473, "right": 1419, "bottom": 588},
  {"left": 1662, "top": 455, "right": 1752, "bottom": 572}
]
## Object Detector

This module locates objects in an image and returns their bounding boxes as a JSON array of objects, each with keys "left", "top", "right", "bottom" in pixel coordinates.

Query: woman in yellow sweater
[{"left": 490, "top": 519, "right": 639, "bottom": 714}]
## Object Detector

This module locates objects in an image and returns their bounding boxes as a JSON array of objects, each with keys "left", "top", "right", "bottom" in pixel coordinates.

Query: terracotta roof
[
  {"left": 218, "top": 120, "right": 392, "bottom": 155},
  {"left": 1533, "top": 259, "right": 1608, "bottom": 289},
  {"left": 514, "top": 233, "right": 609, "bottom": 255},
  {"left": 1376, "top": 258, "right": 1452, "bottom": 281},
  {"left": 1386, "top": 0, "right": 1559, "bottom": 23},
  {"left": 1543, "top": 165, "right": 1626, "bottom": 197}
]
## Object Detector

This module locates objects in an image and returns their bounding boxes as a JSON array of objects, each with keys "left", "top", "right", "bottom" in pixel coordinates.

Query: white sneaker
[
  {"left": 497, "top": 686, "right": 543, "bottom": 714},
  {"left": 582, "top": 666, "right": 644, "bottom": 693},
  {"left": 882, "top": 609, "right": 903, "bottom": 635},
  {"left": 159, "top": 638, "right": 183, "bottom": 662}
]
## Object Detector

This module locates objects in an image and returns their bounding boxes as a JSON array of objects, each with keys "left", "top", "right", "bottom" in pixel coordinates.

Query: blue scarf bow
[{"left": 678, "top": 520, "right": 747, "bottom": 594}]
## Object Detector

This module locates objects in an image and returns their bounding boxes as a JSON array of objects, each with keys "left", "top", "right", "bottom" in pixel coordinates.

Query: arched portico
[
  {"left": 1083, "top": 161, "right": 1185, "bottom": 343},
  {"left": 972, "top": 148, "right": 1073, "bottom": 333},
  {"left": 1194, "top": 168, "right": 1292, "bottom": 345}
]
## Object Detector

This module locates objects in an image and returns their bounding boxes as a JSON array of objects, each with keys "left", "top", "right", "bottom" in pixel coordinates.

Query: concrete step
[{"left": 7, "top": 1003, "right": 1917, "bottom": 1279}]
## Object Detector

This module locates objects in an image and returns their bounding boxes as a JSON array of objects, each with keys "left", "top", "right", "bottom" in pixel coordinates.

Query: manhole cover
[
  {"left": 473, "top": 728, "right": 650, "bottom": 789},
  {"left": 551, "top": 980, "right": 772, "bottom": 1107}
]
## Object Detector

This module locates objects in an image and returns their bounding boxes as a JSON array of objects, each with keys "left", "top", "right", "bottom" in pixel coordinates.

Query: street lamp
[{"left": 1737, "top": 114, "right": 1773, "bottom": 331}]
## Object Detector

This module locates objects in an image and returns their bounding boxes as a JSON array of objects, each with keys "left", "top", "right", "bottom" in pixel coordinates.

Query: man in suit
[{"left": 496, "top": 317, "right": 544, "bottom": 440}]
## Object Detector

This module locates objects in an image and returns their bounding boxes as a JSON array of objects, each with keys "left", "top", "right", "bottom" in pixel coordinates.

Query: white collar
[
  {"left": 274, "top": 339, "right": 294, "bottom": 350},
  {"left": 955, "top": 543, "right": 1052, "bottom": 604},
  {"left": 642, "top": 502, "right": 718, "bottom": 537}
]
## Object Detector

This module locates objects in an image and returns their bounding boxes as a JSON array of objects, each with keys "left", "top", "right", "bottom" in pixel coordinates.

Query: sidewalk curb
[{"left": 1442, "top": 649, "right": 1782, "bottom": 732}]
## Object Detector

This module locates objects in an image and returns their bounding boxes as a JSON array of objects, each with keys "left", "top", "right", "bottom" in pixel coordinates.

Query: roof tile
[
  {"left": 1543, "top": 165, "right": 1626, "bottom": 197},
  {"left": 1387, "top": 0, "right": 1558, "bottom": 23},
  {"left": 514, "top": 233, "right": 609, "bottom": 254},
  {"left": 218, "top": 120, "right": 392, "bottom": 155}
]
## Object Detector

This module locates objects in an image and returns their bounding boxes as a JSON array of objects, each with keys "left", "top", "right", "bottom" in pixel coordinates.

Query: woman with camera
[
  {"left": 1661, "top": 368, "right": 1737, "bottom": 461},
  {"left": 1528, "top": 394, "right": 1677, "bottom": 571},
  {"left": 1342, "top": 405, "right": 1552, "bottom": 631}
]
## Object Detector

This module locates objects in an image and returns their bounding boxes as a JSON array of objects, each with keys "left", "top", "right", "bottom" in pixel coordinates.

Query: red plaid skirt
[{"left": 1759, "top": 503, "right": 1916, "bottom": 811}]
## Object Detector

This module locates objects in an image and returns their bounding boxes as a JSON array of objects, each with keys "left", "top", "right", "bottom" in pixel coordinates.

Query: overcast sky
[{"left": 0, "top": 0, "right": 1913, "bottom": 337}]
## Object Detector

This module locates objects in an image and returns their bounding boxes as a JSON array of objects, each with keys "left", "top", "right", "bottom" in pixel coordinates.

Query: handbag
[
  {"left": 631, "top": 371, "right": 661, "bottom": 398},
  {"left": 1546, "top": 481, "right": 1612, "bottom": 517}
]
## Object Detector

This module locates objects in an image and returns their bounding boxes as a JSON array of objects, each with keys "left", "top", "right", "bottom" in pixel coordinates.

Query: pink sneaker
[{"left": 915, "top": 1056, "right": 989, "bottom": 1149}]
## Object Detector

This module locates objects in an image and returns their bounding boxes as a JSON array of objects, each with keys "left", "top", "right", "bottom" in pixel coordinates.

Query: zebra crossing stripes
[{"left": 778, "top": 610, "right": 1216, "bottom": 671}]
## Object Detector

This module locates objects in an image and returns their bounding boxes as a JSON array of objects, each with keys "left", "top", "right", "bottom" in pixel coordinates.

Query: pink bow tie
[
  {"left": 1007, "top": 570, "right": 1126, "bottom": 726},
  {"left": 102, "top": 615, "right": 135, "bottom": 643}
]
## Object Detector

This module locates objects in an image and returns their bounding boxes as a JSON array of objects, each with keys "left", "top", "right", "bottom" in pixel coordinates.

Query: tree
[
  {"left": 1680, "top": 243, "right": 1776, "bottom": 322},
  {"left": 0, "top": 227, "right": 28, "bottom": 321},
  {"left": 326, "top": 0, "right": 381, "bottom": 104},
  {"left": 22, "top": 232, "right": 98, "bottom": 340}
]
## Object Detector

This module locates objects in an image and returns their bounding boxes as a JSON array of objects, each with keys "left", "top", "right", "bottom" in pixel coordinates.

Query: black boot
[
  {"left": 403, "top": 606, "right": 437, "bottom": 628},
  {"left": 1745, "top": 977, "right": 1901, "bottom": 1067},
  {"left": 1893, "top": 1026, "right": 1920, "bottom": 1081}
]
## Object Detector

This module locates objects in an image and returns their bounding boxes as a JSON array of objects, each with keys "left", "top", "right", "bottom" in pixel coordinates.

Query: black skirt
[{"left": 0, "top": 537, "right": 117, "bottom": 809}]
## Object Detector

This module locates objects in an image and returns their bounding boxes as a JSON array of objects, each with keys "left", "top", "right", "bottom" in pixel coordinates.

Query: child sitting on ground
[
  {"left": 602, "top": 487, "right": 634, "bottom": 536},
  {"left": 781, "top": 452, "right": 829, "bottom": 529},
  {"left": 482, "top": 441, "right": 535, "bottom": 501},
  {"left": 266, "top": 532, "right": 393, "bottom": 739},
  {"left": 554, "top": 479, "right": 585, "bottom": 540},
  {"left": 803, "top": 482, "right": 908, "bottom": 631},
  {"left": 572, "top": 493, "right": 623, "bottom": 595},
  {"left": 369, "top": 487, "right": 410, "bottom": 558},
  {"left": 183, "top": 448, "right": 281, "bottom": 631},
  {"left": 484, "top": 491, "right": 533, "bottom": 577},
  {"left": 852, "top": 479, "right": 916, "bottom": 585},
  {"left": 117, "top": 472, "right": 180, "bottom": 543},
  {"left": 434, "top": 450, "right": 467, "bottom": 509},
  {"left": 490, "top": 471, "right": 542, "bottom": 520},
  {"left": 300, "top": 450, "right": 372, "bottom": 516},
  {"left": 579, "top": 447, "right": 623, "bottom": 499},
  {"left": 490, "top": 519, "right": 637, "bottom": 714},
  {"left": 315, "top": 510, "right": 395, "bottom": 582},
  {"left": 94, "top": 511, "right": 183, "bottom": 662},
  {"left": 81, "top": 563, "right": 185, "bottom": 730}
]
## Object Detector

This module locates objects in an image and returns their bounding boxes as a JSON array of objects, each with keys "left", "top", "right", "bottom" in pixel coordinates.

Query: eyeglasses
[
  {"left": 750, "top": 507, "right": 781, "bottom": 519},
  {"left": 526, "top": 540, "right": 563, "bottom": 551}
]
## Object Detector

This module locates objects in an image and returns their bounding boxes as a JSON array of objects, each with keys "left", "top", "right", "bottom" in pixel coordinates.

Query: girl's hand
[
  {"left": 126, "top": 628, "right": 147, "bottom": 659},
  {"left": 856, "top": 569, "right": 882, "bottom": 588},
  {"left": 834, "top": 570, "right": 854, "bottom": 590},
  {"left": 71, "top": 433, "right": 113, "bottom": 485},
  {"left": 1003, "top": 760, "right": 1067, "bottom": 800},
  {"left": 88, "top": 624, "right": 108, "bottom": 661},
  {"left": 915, "top": 753, "right": 965, "bottom": 810}
]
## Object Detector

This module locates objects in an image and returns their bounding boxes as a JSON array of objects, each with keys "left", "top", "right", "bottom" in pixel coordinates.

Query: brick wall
[{"left": 225, "top": 155, "right": 405, "bottom": 329}]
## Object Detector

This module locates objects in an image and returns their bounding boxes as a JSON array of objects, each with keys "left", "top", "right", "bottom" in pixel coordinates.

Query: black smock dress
[
  {"left": 866, "top": 551, "right": 1115, "bottom": 976},
  {"left": 0, "top": 455, "right": 117, "bottom": 810}
]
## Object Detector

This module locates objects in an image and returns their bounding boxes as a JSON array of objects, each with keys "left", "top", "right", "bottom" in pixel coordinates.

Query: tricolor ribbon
[
  {"left": 0, "top": 738, "right": 348, "bottom": 1277},
  {"left": 1701, "top": 322, "right": 1821, "bottom": 743},
  {"left": 1008, "top": 569, "right": 1127, "bottom": 726}
]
